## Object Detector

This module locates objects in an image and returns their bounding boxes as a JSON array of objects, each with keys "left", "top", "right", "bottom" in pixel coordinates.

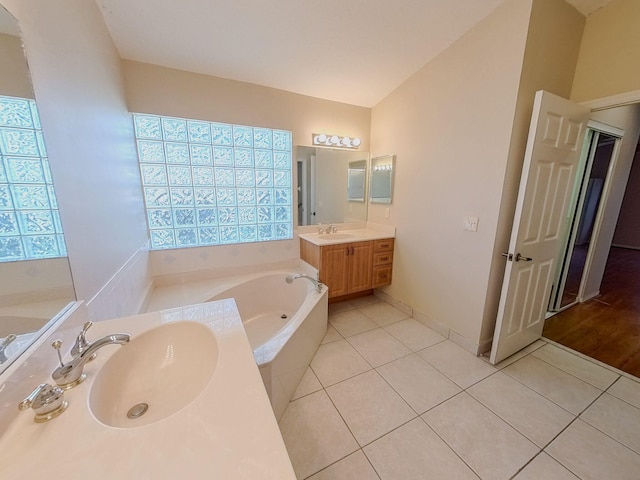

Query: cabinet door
[
  {"left": 348, "top": 241, "right": 373, "bottom": 293},
  {"left": 321, "top": 244, "right": 350, "bottom": 297}
]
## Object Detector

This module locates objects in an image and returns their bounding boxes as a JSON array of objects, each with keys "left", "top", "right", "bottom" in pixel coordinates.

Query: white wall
[{"left": 2, "top": 0, "right": 150, "bottom": 319}]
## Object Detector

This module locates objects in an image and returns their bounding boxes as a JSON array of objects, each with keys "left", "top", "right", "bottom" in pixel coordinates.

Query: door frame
[
  {"left": 549, "top": 121, "right": 624, "bottom": 311},
  {"left": 569, "top": 121, "right": 624, "bottom": 304}
]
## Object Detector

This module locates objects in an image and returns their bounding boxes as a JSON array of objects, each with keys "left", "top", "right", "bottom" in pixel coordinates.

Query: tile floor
[{"left": 278, "top": 295, "right": 640, "bottom": 480}]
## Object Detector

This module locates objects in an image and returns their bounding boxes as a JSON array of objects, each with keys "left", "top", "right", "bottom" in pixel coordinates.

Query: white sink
[
  {"left": 317, "top": 233, "right": 355, "bottom": 240},
  {"left": 89, "top": 321, "right": 218, "bottom": 428}
]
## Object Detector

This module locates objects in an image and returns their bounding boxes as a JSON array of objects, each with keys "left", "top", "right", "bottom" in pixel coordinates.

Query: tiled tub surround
[
  {"left": 280, "top": 295, "right": 640, "bottom": 480},
  {"left": 0, "top": 301, "right": 296, "bottom": 479},
  {"left": 147, "top": 260, "right": 328, "bottom": 420}
]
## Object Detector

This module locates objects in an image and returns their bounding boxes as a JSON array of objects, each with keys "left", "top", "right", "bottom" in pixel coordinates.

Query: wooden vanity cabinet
[
  {"left": 300, "top": 237, "right": 393, "bottom": 300},
  {"left": 372, "top": 239, "right": 394, "bottom": 288}
]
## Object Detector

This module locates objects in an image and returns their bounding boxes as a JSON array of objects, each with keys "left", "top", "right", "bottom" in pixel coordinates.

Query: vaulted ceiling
[{"left": 96, "top": 0, "right": 614, "bottom": 107}]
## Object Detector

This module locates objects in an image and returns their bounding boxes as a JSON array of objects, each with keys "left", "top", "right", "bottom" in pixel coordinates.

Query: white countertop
[
  {"left": 0, "top": 300, "right": 296, "bottom": 480},
  {"left": 299, "top": 226, "right": 395, "bottom": 246}
]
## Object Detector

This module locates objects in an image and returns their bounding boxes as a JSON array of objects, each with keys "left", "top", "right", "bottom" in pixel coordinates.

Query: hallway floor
[
  {"left": 279, "top": 295, "right": 640, "bottom": 479},
  {"left": 544, "top": 247, "right": 640, "bottom": 377}
]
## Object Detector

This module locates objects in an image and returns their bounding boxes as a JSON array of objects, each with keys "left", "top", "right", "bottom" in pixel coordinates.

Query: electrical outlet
[{"left": 463, "top": 216, "right": 479, "bottom": 232}]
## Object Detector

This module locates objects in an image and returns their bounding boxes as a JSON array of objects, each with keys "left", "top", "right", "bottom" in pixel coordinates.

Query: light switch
[
  {"left": 384, "top": 208, "right": 390, "bottom": 219},
  {"left": 463, "top": 216, "right": 479, "bottom": 232}
]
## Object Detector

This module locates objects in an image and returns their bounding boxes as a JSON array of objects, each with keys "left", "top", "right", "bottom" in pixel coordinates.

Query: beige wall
[
  {"left": 480, "top": 0, "right": 585, "bottom": 346},
  {"left": 571, "top": 0, "right": 640, "bottom": 103},
  {"left": 582, "top": 104, "right": 640, "bottom": 298},
  {"left": 0, "top": 32, "right": 32, "bottom": 98},
  {"left": 370, "top": 0, "right": 584, "bottom": 351},
  {"left": 369, "top": 0, "right": 534, "bottom": 350},
  {"left": 122, "top": 60, "right": 371, "bottom": 152},
  {"left": 2, "top": 0, "right": 148, "bottom": 305},
  {"left": 124, "top": 60, "right": 372, "bottom": 278},
  {"left": 612, "top": 148, "right": 640, "bottom": 249}
]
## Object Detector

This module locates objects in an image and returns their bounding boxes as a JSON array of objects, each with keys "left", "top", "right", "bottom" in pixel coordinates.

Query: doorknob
[
  {"left": 515, "top": 253, "right": 533, "bottom": 262},
  {"left": 501, "top": 252, "right": 513, "bottom": 261}
]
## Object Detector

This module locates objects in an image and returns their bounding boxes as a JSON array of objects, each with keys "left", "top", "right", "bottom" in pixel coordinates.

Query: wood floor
[{"left": 543, "top": 247, "right": 640, "bottom": 377}]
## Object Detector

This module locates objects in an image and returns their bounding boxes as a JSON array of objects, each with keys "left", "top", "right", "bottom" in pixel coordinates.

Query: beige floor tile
[
  {"left": 502, "top": 355, "right": 602, "bottom": 415},
  {"left": 532, "top": 343, "right": 619, "bottom": 389},
  {"left": 326, "top": 370, "right": 416, "bottom": 446},
  {"left": 310, "top": 339, "right": 372, "bottom": 387},
  {"left": 418, "top": 340, "right": 496, "bottom": 389},
  {"left": 346, "top": 328, "right": 411, "bottom": 367},
  {"left": 546, "top": 419, "right": 640, "bottom": 480},
  {"left": 422, "top": 393, "right": 539, "bottom": 480},
  {"left": 358, "top": 302, "right": 409, "bottom": 326},
  {"left": 348, "top": 295, "right": 381, "bottom": 308},
  {"left": 329, "top": 309, "right": 379, "bottom": 337},
  {"left": 321, "top": 324, "right": 343, "bottom": 345},
  {"left": 513, "top": 453, "right": 579, "bottom": 480},
  {"left": 307, "top": 451, "right": 379, "bottom": 480},
  {"left": 279, "top": 390, "right": 359, "bottom": 479},
  {"left": 383, "top": 318, "right": 446, "bottom": 351},
  {"left": 468, "top": 371, "right": 575, "bottom": 447},
  {"left": 292, "top": 367, "right": 323, "bottom": 400},
  {"left": 329, "top": 301, "right": 355, "bottom": 315},
  {"left": 376, "top": 354, "right": 461, "bottom": 414},
  {"left": 608, "top": 376, "right": 640, "bottom": 409},
  {"left": 581, "top": 393, "right": 640, "bottom": 454},
  {"left": 363, "top": 418, "right": 479, "bottom": 480},
  {"left": 493, "top": 339, "right": 547, "bottom": 369}
]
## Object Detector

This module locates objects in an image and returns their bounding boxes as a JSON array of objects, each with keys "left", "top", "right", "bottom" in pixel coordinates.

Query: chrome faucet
[
  {"left": 285, "top": 273, "right": 323, "bottom": 293},
  {"left": 0, "top": 334, "right": 17, "bottom": 364},
  {"left": 317, "top": 223, "right": 337, "bottom": 234},
  {"left": 51, "top": 329, "right": 130, "bottom": 389}
]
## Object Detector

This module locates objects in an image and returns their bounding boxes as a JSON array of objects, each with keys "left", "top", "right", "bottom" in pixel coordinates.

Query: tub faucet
[
  {"left": 286, "top": 273, "right": 323, "bottom": 293},
  {"left": 0, "top": 334, "right": 17, "bottom": 364},
  {"left": 51, "top": 331, "right": 130, "bottom": 389}
]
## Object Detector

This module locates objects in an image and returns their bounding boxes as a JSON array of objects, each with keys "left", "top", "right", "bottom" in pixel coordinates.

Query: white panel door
[{"left": 490, "top": 90, "right": 590, "bottom": 364}]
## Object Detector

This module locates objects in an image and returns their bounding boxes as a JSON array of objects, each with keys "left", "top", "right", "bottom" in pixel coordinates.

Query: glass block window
[
  {"left": 133, "top": 114, "right": 293, "bottom": 250},
  {"left": 0, "top": 95, "right": 67, "bottom": 262}
]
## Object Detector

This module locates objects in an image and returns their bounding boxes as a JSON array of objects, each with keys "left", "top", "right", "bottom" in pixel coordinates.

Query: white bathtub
[{"left": 208, "top": 272, "right": 328, "bottom": 420}]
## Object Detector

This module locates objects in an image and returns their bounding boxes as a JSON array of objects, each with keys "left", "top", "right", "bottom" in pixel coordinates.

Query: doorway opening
[
  {"left": 544, "top": 137, "right": 640, "bottom": 377},
  {"left": 548, "top": 130, "right": 620, "bottom": 312}
]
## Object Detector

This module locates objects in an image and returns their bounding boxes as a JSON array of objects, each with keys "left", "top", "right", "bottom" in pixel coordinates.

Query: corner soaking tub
[{"left": 209, "top": 272, "right": 328, "bottom": 420}]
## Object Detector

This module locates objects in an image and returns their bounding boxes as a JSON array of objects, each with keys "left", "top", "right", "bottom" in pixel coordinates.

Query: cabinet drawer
[
  {"left": 372, "top": 265, "right": 392, "bottom": 288},
  {"left": 373, "top": 251, "right": 393, "bottom": 266},
  {"left": 373, "top": 238, "right": 394, "bottom": 253}
]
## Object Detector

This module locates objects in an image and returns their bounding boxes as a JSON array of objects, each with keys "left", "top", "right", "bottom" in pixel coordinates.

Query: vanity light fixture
[
  {"left": 312, "top": 133, "right": 362, "bottom": 149},
  {"left": 373, "top": 164, "right": 393, "bottom": 172}
]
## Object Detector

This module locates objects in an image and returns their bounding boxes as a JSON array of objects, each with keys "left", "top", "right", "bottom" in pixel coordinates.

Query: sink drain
[
  {"left": 281, "top": 314, "right": 288, "bottom": 319},
  {"left": 127, "top": 402, "right": 149, "bottom": 419}
]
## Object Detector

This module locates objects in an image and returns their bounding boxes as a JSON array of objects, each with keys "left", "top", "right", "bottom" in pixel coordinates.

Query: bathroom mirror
[
  {"left": 296, "top": 146, "right": 369, "bottom": 225},
  {"left": 0, "top": 4, "right": 75, "bottom": 373},
  {"left": 370, "top": 154, "right": 395, "bottom": 204},
  {"left": 347, "top": 160, "right": 367, "bottom": 202}
]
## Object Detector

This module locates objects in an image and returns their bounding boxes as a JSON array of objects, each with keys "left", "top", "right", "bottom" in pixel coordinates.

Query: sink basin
[
  {"left": 317, "top": 233, "right": 355, "bottom": 240},
  {"left": 89, "top": 321, "right": 218, "bottom": 428}
]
